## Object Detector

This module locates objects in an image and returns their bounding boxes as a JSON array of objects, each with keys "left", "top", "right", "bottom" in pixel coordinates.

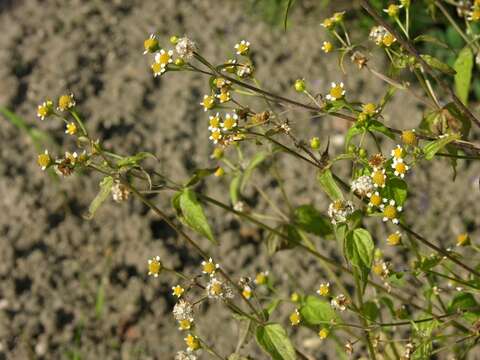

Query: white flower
[
  {"left": 380, "top": 199, "right": 402, "bottom": 224},
  {"left": 201, "top": 258, "right": 219, "bottom": 276},
  {"left": 369, "top": 26, "right": 388, "bottom": 45},
  {"left": 351, "top": 175, "right": 374, "bottom": 197},
  {"left": 175, "top": 37, "right": 197, "bottom": 60},
  {"left": 221, "top": 113, "right": 238, "bottom": 130},
  {"left": 392, "top": 158, "right": 409, "bottom": 178},
  {"left": 173, "top": 299, "right": 194, "bottom": 322},
  {"left": 331, "top": 294, "right": 349, "bottom": 311},
  {"left": 206, "top": 277, "right": 234, "bottom": 300},
  {"left": 234, "top": 40, "right": 250, "bottom": 55},
  {"left": 237, "top": 64, "right": 253, "bottom": 77},
  {"left": 328, "top": 200, "right": 355, "bottom": 225},
  {"left": 112, "top": 181, "right": 130, "bottom": 202},
  {"left": 175, "top": 350, "right": 198, "bottom": 360},
  {"left": 155, "top": 49, "right": 174, "bottom": 67}
]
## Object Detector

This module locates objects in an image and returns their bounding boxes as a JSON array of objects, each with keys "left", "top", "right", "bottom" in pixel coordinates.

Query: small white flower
[
  {"left": 331, "top": 294, "right": 349, "bottom": 311},
  {"left": 325, "top": 82, "right": 345, "bottom": 101},
  {"left": 155, "top": 49, "right": 174, "bottom": 67},
  {"left": 234, "top": 40, "right": 250, "bottom": 55},
  {"left": 175, "top": 350, "right": 198, "bottom": 360},
  {"left": 351, "top": 175, "right": 374, "bottom": 197},
  {"left": 392, "top": 158, "right": 409, "bottom": 178},
  {"left": 380, "top": 199, "right": 402, "bottom": 224},
  {"left": 206, "top": 277, "right": 234, "bottom": 300},
  {"left": 201, "top": 258, "right": 219, "bottom": 276},
  {"left": 328, "top": 200, "right": 355, "bottom": 225},
  {"left": 237, "top": 64, "right": 253, "bottom": 77},
  {"left": 173, "top": 299, "right": 194, "bottom": 322},
  {"left": 112, "top": 181, "right": 130, "bottom": 202}
]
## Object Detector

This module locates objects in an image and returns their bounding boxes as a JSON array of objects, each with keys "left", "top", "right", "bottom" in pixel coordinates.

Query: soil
[{"left": 1, "top": 0, "right": 480, "bottom": 359}]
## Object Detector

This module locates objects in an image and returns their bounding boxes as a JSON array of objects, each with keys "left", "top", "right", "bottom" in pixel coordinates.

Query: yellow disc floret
[
  {"left": 58, "top": 94, "right": 76, "bottom": 112},
  {"left": 37, "top": 100, "right": 54, "bottom": 120},
  {"left": 402, "top": 129, "right": 417, "bottom": 145},
  {"left": 289, "top": 309, "right": 301, "bottom": 326},
  {"left": 382, "top": 33, "right": 396, "bottom": 47},
  {"left": 319, "top": 328, "right": 329, "bottom": 339},
  {"left": 65, "top": 122, "right": 77, "bottom": 136},
  {"left": 178, "top": 319, "right": 192, "bottom": 330},
  {"left": 37, "top": 150, "right": 51, "bottom": 170},
  {"left": 172, "top": 285, "right": 185, "bottom": 298},
  {"left": 147, "top": 256, "right": 162, "bottom": 277},
  {"left": 317, "top": 282, "right": 330, "bottom": 297},
  {"left": 362, "top": 103, "right": 377, "bottom": 116},
  {"left": 371, "top": 169, "right": 386, "bottom": 187},
  {"left": 387, "top": 231, "right": 402, "bottom": 246},
  {"left": 185, "top": 334, "right": 201, "bottom": 351}
]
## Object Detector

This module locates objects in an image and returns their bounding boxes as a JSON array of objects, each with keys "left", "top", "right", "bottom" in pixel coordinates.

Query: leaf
[
  {"left": 420, "top": 54, "right": 456, "bottom": 76},
  {"left": 241, "top": 151, "right": 268, "bottom": 192},
  {"left": 179, "top": 188, "right": 217, "bottom": 244},
  {"left": 443, "top": 102, "right": 471, "bottom": 138},
  {"left": 116, "top": 152, "right": 157, "bottom": 167},
  {"left": 235, "top": 319, "right": 255, "bottom": 353},
  {"left": 317, "top": 169, "right": 344, "bottom": 201},
  {"left": 230, "top": 175, "right": 242, "bottom": 205},
  {"left": 83, "top": 176, "right": 114, "bottom": 220},
  {"left": 423, "top": 133, "right": 460, "bottom": 160},
  {"left": 256, "top": 323, "right": 296, "bottom": 360},
  {"left": 345, "top": 228, "right": 374, "bottom": 288},
  {"left": 363, "top": 301, "right": 379, "bottom": 322},
  {"left": 95, "top": 282, "right": 105, "bottom": 319},
  {"left": 185, "top": 168, "right": 217, "bottom": 187},
  {"left": 414, "top": 34, "right": 449, "bottom": 49},
  {"left": 454, "top": 47, "right": 473, "bottom": 105},
  {"left": 293, "top": 205, "right": 332, "bottom": 237},
  {"left": 299, "top": 295, "right": 338, "bottom": 325},
  {"left": 368, "top": 120, "right": 395, "bottom": 140},
  {"left": 284, "top": 0, "right": 294, "bottom": 31},
  {"left": 345, "top": 124, "right": 364, "bottom": 150},
  {"left": 412, "top": 316, "right": 438, "bottom": 359},
  {"left": 448, "top": 292, "right": 477, "bottom": 312},
  {"left": 385, "top": 178, "right": 408, "bottom": 206}
]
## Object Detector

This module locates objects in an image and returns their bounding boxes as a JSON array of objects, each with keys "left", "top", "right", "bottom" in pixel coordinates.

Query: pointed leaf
[
  {"left": 83, "top": 176, "right": 114, "bottom": 220},
  {"left": 256, "top": 323, "right": 296, "bottom": 360},
  {"left": 241, "top": 151, "right": 268, "bottom": 192},
  {"left": 317, "top": 169, "right": 344, "bottom": 201},
  {"left": 293, "top": 205, "right": 332, "bottom": 237},
  {"left": 423, "top": 133, "right": 460, "bottom": 160},
  {"left": 299, "top": 295, "right": 338, "bottom": 325},
  {"left": 454, "top": 46, "right": 473, "bottom": 105}
]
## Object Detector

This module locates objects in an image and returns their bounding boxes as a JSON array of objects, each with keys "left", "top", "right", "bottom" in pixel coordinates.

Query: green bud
[
  {"left": 358, "top": 148, "right": 367, "bottom": 158},
  {"left": 212, "top": 147, "right": 224, "bottom": 160},
  {"left": 294, "top": 79, "right": 306, "bottom": 92},
  {"left": 310, "top": 137, "right": 321, "bottom": 150},
  {"left": 170, "top": 35, "right": 179, "bottom": 45},
  {"left": 374, "top": 248, "right": 383, "bottom": 260},
  {"left": 347, "top": 144, "right": 356, "bottom": 153},
  {"left": 175, "top": 58, "right": 185, "bottom": 66}
]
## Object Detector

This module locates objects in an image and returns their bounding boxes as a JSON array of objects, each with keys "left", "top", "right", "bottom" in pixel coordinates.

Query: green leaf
[
  {"left": 412, "top": 316, "right": 438, "bottom": 359},
  {"left": 83, "top": 176, "right": 114, "bottom": 220},
  {"left": 179, "top": 188, "right": 217, "bottom": 244},
  {"left": 345, "top": 124, "right": 364, "bottom": 151},
  {"left": 116, "top": 152, "right": 156, "bottom": 167},
  {"left": 363, "top": 301, "right": 379, "bottom": 322},
  {"left": 241, "top": 151, "right": 268, "bottom": 192},
  {"left": 293, "top": 205, "right": 332, "bottom": 237},
  {"left": 423, "top": 133, "right": 460, "bottom": 160},
  {"left": 420, "top": 54, "right": 456, "bottom": 76},
  {"left": 95, "top": 282, "right": 105, "bottom": 319},
  {"left": 230, "top": 175, "right": 242, "bottom": 205},
  {"left": 345, "top": 228, "right": 374, "bottom": 287},
  {"left": 185, "top": 168, "right": 217, "bottom": 187},
  {"left": 368, "top": 120, "right": 395, "bottom": 140},
  {"left": 299, "top": 295, "right": 338, "bottom": 325},
  {"left": 414, "top": 34, "right": 449, "bottom": 49},
  {"left": 448, "top": 292, "right": 477, "bottom": 312},
  {"left": 317, "top": 169, "right": 344, "bottom": 201},
  {"left": 256, "top": 323, "right": 296, "bottom": 360},
  {"left": 454, "top": 47, "right": 473, "bottom": 105},
  {"left": 385, "top": 178, "right": 408, "bottom": 206}
]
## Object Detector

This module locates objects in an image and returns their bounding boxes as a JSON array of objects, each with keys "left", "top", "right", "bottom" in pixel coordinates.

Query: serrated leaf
[
  {"left": 317, "top": 169, "right": 343, "bottom": 201},
  {"left": 83, "top": 176, "right": 114, "bottom": 220},
  {"left": 423, "top": 133, "right": 460, "bottom": 160},
  {"left": 241, "top": 151, "right": 268, "bottom": 192},
  {"left": 345, "top": 228, "right": 374, "bottom": 288},
  {"left": 368, "top": 120, "right": 395, "bottom": 140},
  {"left": 299, "top": 295, "right": 338, "bottom": 325},
  {"left": 256, "top": 323, "right": 296, "bottom": 360},
  {"left": 179, "top": 188, "right": 217, "bottom": 244},
  {"left": 420, "top": 54, "right": 456, "bottom": 76},
  {"left": 454, "top": 47, "right": 473, "bottom": 105},
  {"left": 293, "top": 205, "right": 332, "bottom": 237}
]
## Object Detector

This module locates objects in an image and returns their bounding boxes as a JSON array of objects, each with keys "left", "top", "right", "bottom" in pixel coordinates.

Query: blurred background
[{"left": 1, "top": 0, "right": 479, "bottom": 359}]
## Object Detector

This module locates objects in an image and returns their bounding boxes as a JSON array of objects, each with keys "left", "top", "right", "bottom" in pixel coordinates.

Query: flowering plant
[{"left": 34, "top": 1, "right": 480, "bottom": 358}]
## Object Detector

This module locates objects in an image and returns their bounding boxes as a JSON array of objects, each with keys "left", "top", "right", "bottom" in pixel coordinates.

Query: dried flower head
[
  {"left": 331, "top": 294, "right": 349, "bottom": 311},
  {"left": 173, "top": 299, "right": 194, "bottom": 322},
  {"left": 206, "top": 277, "right": 234, "bottom": 300},
  {"left": 112, "top": 181, "right": 130, "bottom": 202},
  {"left": 175, "top": 37, "right": 197, "bottom": 60},
  {"left": 175, "top": 350, "right": 197, "bottom": 360},
  {"left": 351, "top": 175, "right": 374, "bottom": 197}
]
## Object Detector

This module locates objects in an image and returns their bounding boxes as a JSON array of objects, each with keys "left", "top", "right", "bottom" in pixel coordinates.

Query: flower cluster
[
  {"left": 369, "top": 26, "right": 396, "bottom": 47},
  {"left": 328, "top": 199, "right": 355, "bottom": 225}
]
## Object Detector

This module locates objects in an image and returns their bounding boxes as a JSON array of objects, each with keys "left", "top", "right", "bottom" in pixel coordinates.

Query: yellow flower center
[
  {"left": 323, "top": 42, "right": 333, "bottom": 53},
  {"left": 372, "top": 263, "right": 384, "bottom": 276},
  {"left": 333, "top": 200, "right": 344, "bottom": 211},
  {"left": 255, "top": 273, "right": 267, "bottom": 285},
  {"left": 402, "top": 130, "right": 417, "bottom": 145},
  {"left": 202, "top": 96, "right": 215, "bottom": 109},
  {"left": 372, "top": 170, "right": 385, "bottom": 186},
  {"left": 211, "top": 130, "right": 222, "bottom": 141},
  {"left": 158, "top": 52, "right": 171, "bottom": 66},
  {"left": 185, "top": 335, "right": 200, "bottom": 351},
  {"left": 319, "top": 328, "right": 329, "bottom": 339},
  {"left": 322, "top": 18, "right": 334, "bottom": 28},
  {"left": 387, "top": 233, "right": 401, "bottom": 246},
  {"left": 382, "top": 33, "right": 396, "bottom": 47},
  {"left": 362, "top": 103, "right": 377, "bottom": 116},
  {"left": 237, "top": 43, "right": 249, "bottom": 55},
  {"left": 209, "top": 116, "right": 220, "bottom": 128},
  {"left": 218, "top": 92, "right": 230, "bottom": 103},
  {"left": 203, "top": 261, "right": 216, "bottom": 274},
  {"left": 290, "top": 311, "right": 301, "bottom": 326},
  {"left": 179, "top": 319, "right": 191, "bottom": 330},
  {"left": 370, "top": 193, "right": 382, "bottom": 206},
  {"left": 37, "top": 153, "right": 50, "bottom": 168},
  {"left": 58, "top": 95, "right": 74, "bottom": 111},
  {"left": 214, "top": 78, "right": 227, "bottom": 88},
  {"left": 471, "top": 9, "right": 480, "bottom": 21},
  {"left": 151, "top": 62, "right": 163, "bottom": 74},
  {"left": 290, "top": 292, "right": 300, "bottom": 302},
  {"left": 387, "top": 4, "right": 399, "bottom": 17},
  {"left": 395, "top": 162, "right": 407, "bottom": 174},
  {"left": 456, "top": 233, "right": 470, "bottom": 246},
  {"left": 330, "top": 85, "right": 344, "bottom": 100},
  {"left": 173, "top": 286, "right": 184, "bottom": 297},
  {"left": 383, "top": 205, "right": 397, "bottom": 220},
  {"left": 148, "top": 260, "right": 161, "bottom": 275},
  {"left": 144, "top": 37, "right": 158, "bottom": 52},
  {"left": 66, "top": 122, "right": 77, "bottom": 135},
  {"left": 242, "top": 288, "right": 252, "bottom": 299},
  {"left": 210, "top": 282, "right": 223, "bottom": 296},
  {"left": 318, "top": 284, "right": 329, "bottom": 296},
  {"left": 393, "top": 147, "right": 404, "bottom": 158},
  {"left": 223, "top": 116, "right": 236, "bottom": 130},
  {"left": 214, "top": 167, "right": 224, "bottom": 177}
]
